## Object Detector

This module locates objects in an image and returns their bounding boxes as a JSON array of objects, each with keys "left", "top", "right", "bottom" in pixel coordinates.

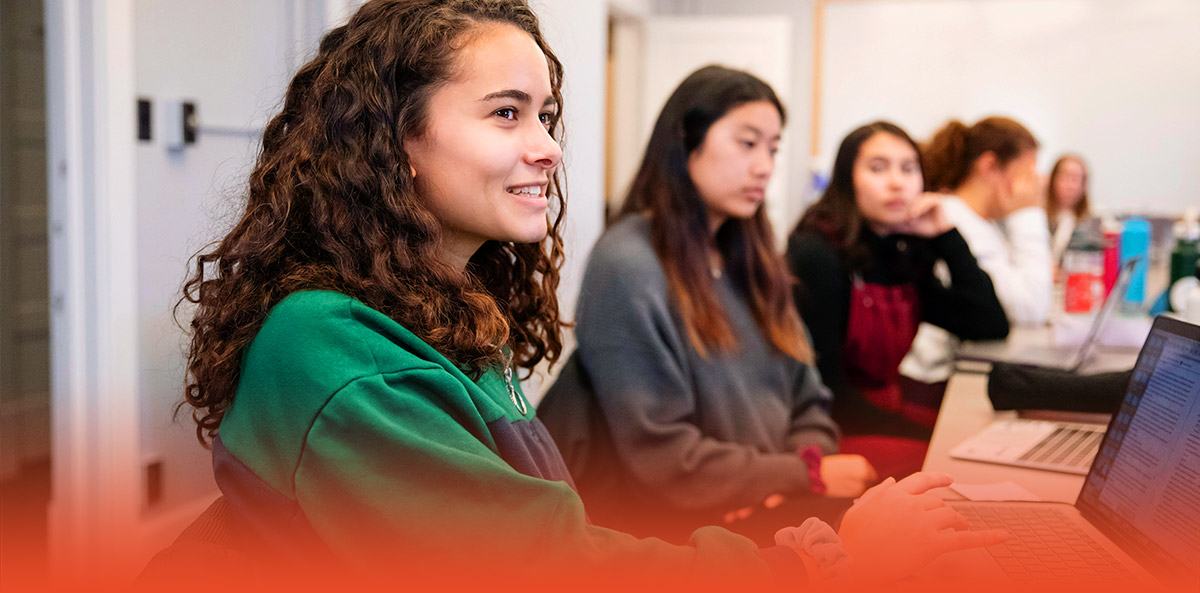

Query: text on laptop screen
[{"left": 1078, "top": 317, "right": 1200, "bottom": 582}]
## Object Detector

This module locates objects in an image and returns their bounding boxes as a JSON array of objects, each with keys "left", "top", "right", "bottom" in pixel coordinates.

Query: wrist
[{"left": 799, "top": 445, "right": 826, "bottom": 495}]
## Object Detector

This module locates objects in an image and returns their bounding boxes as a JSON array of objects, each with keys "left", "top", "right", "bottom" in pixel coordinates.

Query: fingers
[
  {"left": 864, "top": 461, "right": 880, "bottom": 484},
  {"left": 853, "top": 476, "right": 896, "bottom": 505},
  {"left": 907, "top": 195, "right": 939, "bottom": 219},
  {"left": 723, "top": 505, "right": 754, "bottom": 524},
  {"left": 894, "top": 471, "right": 954, "bottom": 495},
  {"left": 926, "top": 506, "right": 970, "bottom": 531},
  {"left": 915, "top": 492, "right": 946, "bottom": 511},
  {"left": 935, "top": 528, "right": 1009, "bottom": 554}
]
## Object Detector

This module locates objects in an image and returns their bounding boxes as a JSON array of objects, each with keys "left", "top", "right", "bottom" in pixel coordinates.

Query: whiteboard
[{"left": 819, "top": 0, "right": 1200, "bottom": 216}]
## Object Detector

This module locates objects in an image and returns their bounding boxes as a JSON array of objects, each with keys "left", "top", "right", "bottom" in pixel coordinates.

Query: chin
[{"left": 507, "top": 226, "right": 549, "bottom": 245}]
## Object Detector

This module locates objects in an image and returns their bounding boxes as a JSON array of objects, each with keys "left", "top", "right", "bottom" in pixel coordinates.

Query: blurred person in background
[
  {"left": 788, "top": 121, "right": 1008, "bottom": 480},
  {"left": 900, "top": 116, "right": 1050, "bottom": 390},
  {"left": 1045, "top": 154, "right": 1091, "bottom": 264},
  {"left": 540, "top": 65, "right": 876, "bottom": 547}
]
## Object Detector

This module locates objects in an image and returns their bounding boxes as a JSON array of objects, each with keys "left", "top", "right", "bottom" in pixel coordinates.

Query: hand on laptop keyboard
[{"left": 835, "top": 472, "right": 1010, "bottom": 586}]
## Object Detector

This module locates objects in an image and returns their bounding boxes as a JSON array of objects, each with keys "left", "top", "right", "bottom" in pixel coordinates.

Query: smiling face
[
  {"left": 405, "top": 23, "right": 562, "bottom": 269},
  {"left": 686, "top": 100, "right": 781, "bottom": 232},
  {"left": 852, "top": 131, "right": 923, "bottom": 234}
]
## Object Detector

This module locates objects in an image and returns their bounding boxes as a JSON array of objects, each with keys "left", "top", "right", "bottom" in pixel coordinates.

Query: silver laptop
[
  {"left": 957, "top": 256, "right": 1141, "bottom": 372},
  {"left": 950, "top": 418, "right": 1106, "bottom": 475},
  {"left": 936, "top": 316, "right": 1200, "bottom": 586}
]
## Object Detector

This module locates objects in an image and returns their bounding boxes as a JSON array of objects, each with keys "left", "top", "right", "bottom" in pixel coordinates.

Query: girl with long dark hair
[
  {"left": 787, "top": 122, "right": 1009, "bottom": 478},
  {"left": 541, "top": 66, "right": 877, "bottom": 546}
]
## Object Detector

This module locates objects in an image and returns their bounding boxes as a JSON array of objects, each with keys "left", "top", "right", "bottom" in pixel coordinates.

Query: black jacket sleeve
[
  {"left": 918, "top": 229, "right": 1010, "bottom": 341},
  {"left": 785, "top": 230, "right": 849, "bottom": 398}
]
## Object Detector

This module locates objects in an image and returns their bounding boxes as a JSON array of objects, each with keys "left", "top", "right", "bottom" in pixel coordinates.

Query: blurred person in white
[{"left": 900, "top": 117, "right": 1051, "bottom": 386}]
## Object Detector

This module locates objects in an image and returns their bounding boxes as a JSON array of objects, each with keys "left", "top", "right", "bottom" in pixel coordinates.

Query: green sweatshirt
[{"left": 213, "top": 290, "right": 806, "bottom": 588}]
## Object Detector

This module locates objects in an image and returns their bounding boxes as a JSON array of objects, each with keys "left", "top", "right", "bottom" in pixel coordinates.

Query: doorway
[{"left": 0, "top": 0, "right": 52, "bottom": 589}]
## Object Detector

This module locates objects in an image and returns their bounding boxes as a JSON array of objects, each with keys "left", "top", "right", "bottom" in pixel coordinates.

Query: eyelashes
[{"left": 494, "top": 107, "right": 557, "bottom": 128}]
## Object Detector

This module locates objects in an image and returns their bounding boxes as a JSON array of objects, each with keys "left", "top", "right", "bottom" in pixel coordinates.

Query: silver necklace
[{"left": 503, "top": 360, "right": 526, "bottom": 415}]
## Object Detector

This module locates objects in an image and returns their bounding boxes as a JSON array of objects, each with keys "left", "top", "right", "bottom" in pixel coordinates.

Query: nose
[
  {"left": 751, "top": 149, "right": 775, "bottom": 178},
  {"left": 525, "top": 125, "right": 563, "bottom": 170}
]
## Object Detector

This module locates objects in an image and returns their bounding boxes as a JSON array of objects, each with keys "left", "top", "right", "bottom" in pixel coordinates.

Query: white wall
[
  {"left": 820, "top": 0, "right": 1200, "bottom": 216},
  {"left": 522, "top": 0, "right": 609, "bottom": 399},
  {"left": 133, "top": 0, "right": 316, "bottom": 521}
]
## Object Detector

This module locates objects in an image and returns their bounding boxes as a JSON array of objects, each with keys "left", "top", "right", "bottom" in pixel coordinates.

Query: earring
[{"left": 409, "top": 164, "right": 417, "bottom": 179}]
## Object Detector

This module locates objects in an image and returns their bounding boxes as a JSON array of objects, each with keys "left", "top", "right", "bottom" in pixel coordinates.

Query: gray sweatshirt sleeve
[
  {"left": 575, "top": 230, "right": 815, "bottom": 512},
  {"left": 785, "top": 364, "right": 840, "bottom": 455}
]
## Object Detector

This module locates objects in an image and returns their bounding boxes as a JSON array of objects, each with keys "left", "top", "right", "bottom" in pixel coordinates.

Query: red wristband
[{"left": 799, "top": 445, "right": 826, "bottom": 495}]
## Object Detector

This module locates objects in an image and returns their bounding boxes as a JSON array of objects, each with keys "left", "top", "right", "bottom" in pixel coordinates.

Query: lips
[
  {"left": 506, "top": 182, "right": 549, "bottom": 209},
  {"left": 743, "top": 187, "right": 766, "bottom": 201},
  {"left": 507, "top": 184, "right": 546, "bottom": 199}
]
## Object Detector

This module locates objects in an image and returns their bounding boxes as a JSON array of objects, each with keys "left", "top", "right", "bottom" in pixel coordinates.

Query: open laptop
[
  {"left": 936, "top": 315, "right": 1200, "bottom": 586},
  {"left": 950, "top": 417, "right": 1106, "bottom": 475},
  {"left": 956, "top": 256, "right": 1141, "bottom": 372}
]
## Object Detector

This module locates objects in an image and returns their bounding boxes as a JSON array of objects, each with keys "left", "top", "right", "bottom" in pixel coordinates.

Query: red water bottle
[{"left": 1102, "top": 217, "right": 1121, "bottom": 298}]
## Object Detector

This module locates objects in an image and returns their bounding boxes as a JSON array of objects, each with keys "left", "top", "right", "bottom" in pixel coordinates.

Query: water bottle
[
  {"left": 1119, "top": 217, "right": 1150, "bottom": 306},
  {"left": 1168, "top": 209, "right": 1200, "bottom": 311},
  {"left": 1101, "top": 216, "right": 1122, "bottom": 298},
  {"left": 1186, "top": 260, "right": 1200, "bottom": 324},
  {"left": 1062, "top": 233, "right": 1103, "bottom": 314}
]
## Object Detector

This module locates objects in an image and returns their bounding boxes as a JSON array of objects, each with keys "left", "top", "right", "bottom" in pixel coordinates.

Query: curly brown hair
[{"left": 178, "top": 0, "right": 567, "bottom": 445}]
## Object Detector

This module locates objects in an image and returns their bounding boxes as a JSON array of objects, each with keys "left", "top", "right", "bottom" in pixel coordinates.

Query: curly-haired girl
[{"left": 165, "top": 1, "right": 1005, "bottom": 588}]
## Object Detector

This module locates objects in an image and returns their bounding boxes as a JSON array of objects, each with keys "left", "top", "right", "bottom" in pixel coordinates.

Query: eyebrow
[
  {"left": 865, "top": 155, "right": 917, "bottom": 163},
  {"left": 737, "top": 124, "right": 781, "bottom": 142},
  {"left": 479, "top": 89, "right": 556, "bottom": 108}
]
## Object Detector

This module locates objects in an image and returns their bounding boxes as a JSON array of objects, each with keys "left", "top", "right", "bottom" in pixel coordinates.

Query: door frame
[{"left": 44, "top": 0, "right": 141, "bottom": 582}]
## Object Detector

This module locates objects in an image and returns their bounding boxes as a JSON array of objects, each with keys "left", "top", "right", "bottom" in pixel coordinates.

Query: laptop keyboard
[
  {"left": 954, "top": 504, "right": 1134, "bottom": 582},
  {"left": 1018, "top": 426, "right": 1104, "bottom": 470}
]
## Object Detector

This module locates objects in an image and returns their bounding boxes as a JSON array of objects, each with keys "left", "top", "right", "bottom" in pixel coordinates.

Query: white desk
[
  {"left": 922, "top": 372, "right": 1088, "bottom": 503},
  {"left": 922, "top": 329, "right": 1142, "bottom": 504}
]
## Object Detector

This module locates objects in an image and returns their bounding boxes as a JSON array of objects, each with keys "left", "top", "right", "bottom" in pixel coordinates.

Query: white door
[{"left": 609, "top": 16, "right": 793, "bottom": 238}]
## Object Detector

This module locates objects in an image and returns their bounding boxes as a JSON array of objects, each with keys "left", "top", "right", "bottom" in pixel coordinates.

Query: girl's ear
[
  {"left": 410, "top": 163, "right": 418, "bottom": 179},
  {"left": 973, "top": 151, "right": 998, "bottom": 179}
]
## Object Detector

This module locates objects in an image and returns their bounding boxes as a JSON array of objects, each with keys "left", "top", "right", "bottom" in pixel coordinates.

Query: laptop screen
[
  {"left": 1077, "top": 315, "right": 1200, "bottom": 583},
  {"left": 1070, "top": 255, "right": 1139, "bottom": 369}
]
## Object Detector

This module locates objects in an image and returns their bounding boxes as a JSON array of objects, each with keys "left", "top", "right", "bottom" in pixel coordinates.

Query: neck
[
  {"left": 954, "top": 179, "right": 993, "bottom": 220},
  {"left": 866, "top": 220, "right": 893, "bottom": 237},
  {"left": 440, "top": 233, "right": 483, "bottom": 273},
  {"left": 707, "top": 212, "right": 727, "bottom": 237}
]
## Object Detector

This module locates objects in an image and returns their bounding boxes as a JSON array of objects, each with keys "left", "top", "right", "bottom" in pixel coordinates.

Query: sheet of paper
[{"left": 948, "top": 481, "right": 1043, "bottom": 502}]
